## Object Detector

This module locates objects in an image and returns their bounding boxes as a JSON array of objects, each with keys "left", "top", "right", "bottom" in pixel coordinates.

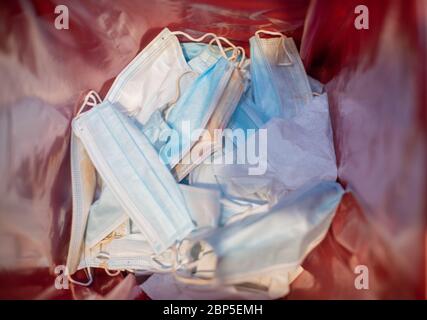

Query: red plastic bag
[{"left": 0, "top": 0, "right": 425, "bottom": 299}]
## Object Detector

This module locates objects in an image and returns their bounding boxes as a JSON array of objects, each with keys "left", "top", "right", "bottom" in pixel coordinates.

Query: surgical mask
[
  {"left": 189, "top": 92, "right": 337, "bottom": 225},
  {"left": 173, "top": 46, "right": 247, "bottom": 181},
  {"left": 71, "top": 101, "right": 195, "bottom": 259},
  {"left": 104, "top": 28, "right": 196, "bottom": 125},
  {"left": 173, "top": 181, "right": 344, "bottom": 285},
  {"left": 72, "top": 160, "right": 221, "bottom": 274},
  {"left": 139, "top": 42, "right": 225, "bottom": 152},
  {"left": 104, "top": 28, "right": 234, "bottom": 124},
  {"left": 161, "top": 38, "right": 243, "bottom": 171},
  {"left": 157, "top": 56, "right": 235, "bottom": 169},
  {"left": 119, "top": 31, "right": 243, "bottom": 171},
  {"left": 250, "top": 30, "right": 312, "bottom": 121},
  {"left": 188, "top": 135, "right": 278, "bottom": 225},
  {"left": 76, "top": 184, "right": 221, "bottom": 274},
  {"left": 188, "top": 149, "right": 284, "bottom": 225},
  {"left": 80, "top": 223, "right": 170, "bottom": 273},
  {"left": 227, "top": 85, "right": 264, "bottom": 132}
]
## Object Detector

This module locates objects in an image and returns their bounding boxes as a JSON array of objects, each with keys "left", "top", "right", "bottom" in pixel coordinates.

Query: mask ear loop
[
  {"left": 67, "top": 241, "right": 94, "bottom": 287},
  {"left": 172, "top": 31, "right": 228, "bottom": 59},
  {"left": 207, "top": 36, "right": 246, "bottom": 69},
  {"left": 172, "top": 30, "right": 232, "bottom": 61},
  {"left": 210, "top": 36, "right": 237, "bottom": 58},
  {"left": 97, "top": 231, "right": 125, "bottom": 277},
  {"left": 77, "top": 90, "right": 102, "bottom": 116},
  {"left": 208, "top": 38, "right": 237, "bottom": 60},
  {"left": 214, "top": 36, "right": 246, "bottom": 68},
  {"left": 170, "top": 238, "right": 217, "bottom": 286},
  {"left": 235, "top": 46, "right": 246, "bottom": 68},
  {"left": 67, "top": 267, "right": 94, "bottom": 287},
  {"left": 255, "top": 30, "right": 293, "bottom": 66},
  {"left": 172, "top": 31, "right": 217, "bottom": 43}
]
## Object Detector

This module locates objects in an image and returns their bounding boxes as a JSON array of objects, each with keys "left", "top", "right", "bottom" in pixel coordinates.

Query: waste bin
[{"left": 0, "top": 0, "right": 425, "bottom": 299}]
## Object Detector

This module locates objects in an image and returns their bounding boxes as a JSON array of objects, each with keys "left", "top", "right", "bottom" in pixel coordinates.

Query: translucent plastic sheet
[{"left": 0, "top": 0, "right": 425, "bottom": 299}]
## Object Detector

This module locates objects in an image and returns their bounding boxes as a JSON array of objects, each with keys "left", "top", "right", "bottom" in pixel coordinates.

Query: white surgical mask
[{"left": 105, "top": 28, "right": 195, "bottom": 124}]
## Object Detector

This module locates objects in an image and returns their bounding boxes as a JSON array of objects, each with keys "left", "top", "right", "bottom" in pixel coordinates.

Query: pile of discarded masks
[{"left": 66, "top": 28, "right": 342, "bottom": 299}]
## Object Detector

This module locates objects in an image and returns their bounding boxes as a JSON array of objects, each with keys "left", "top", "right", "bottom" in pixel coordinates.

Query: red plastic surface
[{"left": 0, "top": 0, "right": 425, "bottom": 299}]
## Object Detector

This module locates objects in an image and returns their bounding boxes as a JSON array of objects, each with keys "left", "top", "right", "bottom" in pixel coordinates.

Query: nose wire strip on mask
[{"left": 255, "top": 30, "right": 293, "bottom": 66}]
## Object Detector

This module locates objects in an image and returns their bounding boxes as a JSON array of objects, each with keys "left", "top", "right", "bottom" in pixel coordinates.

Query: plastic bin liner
[{"left": 0, "top": 0, "right": 425, "bottom": 299}]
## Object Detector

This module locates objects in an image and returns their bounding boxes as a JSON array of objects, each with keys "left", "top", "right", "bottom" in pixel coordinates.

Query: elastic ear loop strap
[
  {"left": 172, "top": 31, "right": 228, "bottom": 60},
  {"left": 68, "top": 267, "right": 93, "bottom": 287},
  {"left": 148, "top": 236, "right": 216, "bottom": 285},
  {"left": 172, "top": 239, "right": 217, "bottom": 286},
  {"left": 216, "top": 36, "right": 246, "bottom": 68},
  {"left": 77, "top": 90, "right": 102, "bottom": 116},
  {"left": 173, "top": 30, "right": 246, "bottom": 68},
  {"left": 207, "top": 37, "right": 246, "bottom": 68}
]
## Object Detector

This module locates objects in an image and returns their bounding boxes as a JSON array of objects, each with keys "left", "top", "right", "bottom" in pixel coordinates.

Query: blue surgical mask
[
  {"left": 76, "top": 183, "right": 221, "bottom": 273},
  {"left": 158, "top": 57, "right": 235, "bottom": 169},
  {"left": 72, "top": 101, "right": 195, "bottom": 256},
  {"left": 227, "top": 85, "right": 263, "bottom": 132},
  {"left": 174, "top": 181, "right": 344, "bottom": 285},
  {"left": 250, "top": 30, "right": 312, "bottom": 121},
  {"left": 173, "top": 62, "right": 247, "bottom": 181}
]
